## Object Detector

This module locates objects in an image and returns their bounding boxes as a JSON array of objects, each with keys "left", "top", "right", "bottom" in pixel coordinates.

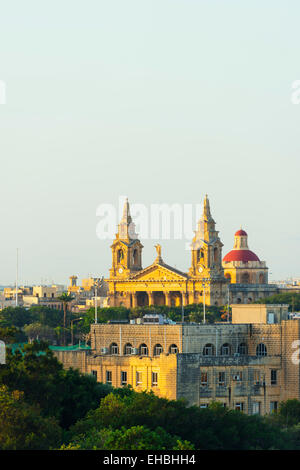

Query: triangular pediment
[{"left": 129, "top": 262, "right": 188, "bottom": 281}]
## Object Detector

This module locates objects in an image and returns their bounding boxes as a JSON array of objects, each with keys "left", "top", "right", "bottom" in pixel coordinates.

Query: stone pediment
[{"left": 129, "top": 262, "right": 188, "bottom": 281}]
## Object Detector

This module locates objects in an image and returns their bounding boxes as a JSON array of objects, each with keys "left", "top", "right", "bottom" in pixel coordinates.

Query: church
[{"left": 106, "top": 195, "right": 229, "bottom": 307}]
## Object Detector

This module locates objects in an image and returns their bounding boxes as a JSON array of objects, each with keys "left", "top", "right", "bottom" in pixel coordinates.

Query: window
[
  {"left": 121, "top": 371, "right": 127, "bottom": 386},
  {"left": 235, "top": 403, "right": 244, "bottom": 411},
  {"left": 271, "top": 369, "right": 277, "bottom": 385},
  {"left": 233, "top": 371, "right": 242, "bottom": 382},
  {"left": 256, "top": 343, "right": 267, "bottom": 357},
  {"left": 270, "top": 401, "right": 278, "bottom": 413},
  {"left": 154, "top": 344, "right": 163, "bottom": 356},
  {"left": 106, "top": 370, "right": 112, "bottom": 385},
  {"left": 253, "top": 370, "right": 260, "bottom": 384},
  {"left": 238, "top": 343, "right": 247, "bottom": 355},
  {"left": 136, "top": 371, "right": 142, "bottom": 386},
  {"left": 152, "top": 372, "right": 158, "bottom": 387},
  {"left": 110, "top": 343, "right": 119, "bottom": 355},
  {"left": 218, "top": 372, "right": 225, "bottom": 386},
  {"left": 201, "top": 372, "right": 208, "bottom": 386},
  {"left": 139, "top": 344, "right": 148, "bottom": 356},
  {"left": 124, "top": 343, "right": 133, "bottom": 355},
  {"left": 169, "top": 344, "right": 178, "bottom": 354},
  {"left": 200, "top": 403, "right": 208, "bottom": 409},
  {"left": 252, "top": 402, "right": 261, "bottom": 415},
  {"left": 220, "top": 343, "right": 231, "bottom": 356},
  {"left": 203, "top": 344, "right": 214, "bottom": 356},
  {"left": 91, "top": 370, "right": 97, "bottom": 380}
]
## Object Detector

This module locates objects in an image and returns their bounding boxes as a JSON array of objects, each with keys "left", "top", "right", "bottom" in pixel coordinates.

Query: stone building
[
  {"left": 106, "top": 195, "right": 228, "bottom": 308},
  {"left": 223, "top": 229, "right": 277, "bottom": 303},
  {"left": 54, "top": 304, "right": 300, "bottom": 416}
]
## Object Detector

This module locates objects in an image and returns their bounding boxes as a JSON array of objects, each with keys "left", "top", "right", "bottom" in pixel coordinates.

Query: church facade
[{"left": 106, "top": 196, "right": 228, "bottom": 307}]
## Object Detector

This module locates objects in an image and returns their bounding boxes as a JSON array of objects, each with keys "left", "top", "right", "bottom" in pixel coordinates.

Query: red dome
[
  {"left": 223, "top": 249, "right": 260, "bottom": 263},
  {"left": 235, "top": 229, "right": 248, "bottom": 236}
]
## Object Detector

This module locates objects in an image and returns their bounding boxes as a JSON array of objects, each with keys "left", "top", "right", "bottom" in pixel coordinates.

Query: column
[
  {"left": 165, "top": 291, "right": 171, "bottom": 307},
  {"left": 182, "top": 292, "right": 188, "bottom": 306},
  {"left": 148, "top": 291, "right": 154, "bottom": 306},
  {"left": 132, "top": 292, "right": 137, "bottom": 308}
]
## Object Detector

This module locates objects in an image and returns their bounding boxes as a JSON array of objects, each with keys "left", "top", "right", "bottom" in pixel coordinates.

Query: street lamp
[{"left": 71, "top": 317, "right": 83, "bottom": 346}]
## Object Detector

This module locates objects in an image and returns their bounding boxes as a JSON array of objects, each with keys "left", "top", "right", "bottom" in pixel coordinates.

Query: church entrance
[
  {"left": 136, "top": 292, "right": 149, "bottom": 307},
  {"left": 153, "top": 291, "right": 165, "bottom": 306}
]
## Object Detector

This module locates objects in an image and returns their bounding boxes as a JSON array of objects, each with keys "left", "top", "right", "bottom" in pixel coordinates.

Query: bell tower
[
  {"left": 109, "top": 198, "right": 143, "bottom": 279},
  {"left": 189, "top": 195, "right": 225, "bottom": 280}
]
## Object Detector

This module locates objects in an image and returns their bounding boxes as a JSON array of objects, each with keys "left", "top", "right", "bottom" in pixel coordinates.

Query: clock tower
[
  {"left": 109, "top": 198, "right": 143, "bottom": 279},
  {"left": 189, "top": 195, "right": 225, "bottom": 280}
]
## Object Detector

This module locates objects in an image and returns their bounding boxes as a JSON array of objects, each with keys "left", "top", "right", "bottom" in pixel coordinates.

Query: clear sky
[{"left": 0, "top": 0, "right": 299, "bottom": 285}]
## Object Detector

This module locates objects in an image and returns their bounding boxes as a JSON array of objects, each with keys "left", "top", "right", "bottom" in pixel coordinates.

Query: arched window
[
  {"left": 124, "top": 343, "right": 133, "bottom": 355},
  {"left": 238, "top": 343, "right": 247, "bottom": 355},
  {"left": 153, "top": 344, "right": 163, "bottom": 356},
  {"left": 203, "top": 344, "right": 215, "bottom": 356},
  {"left": 110, "top": 343, "right": 119, "bottom": 355},
  {"left": 169, "top": 344, "right": 178, "bottom": 354},
  {"left": 259, "top": 273, "right": 264, "bottom": 284},
  {"left": 197, "top": 249, "right": 204, "bottom": 263},
  {"left": 139, "top": 344, "right": 148, "bottom": 356},
  {"left": 220, "top": 343, "right": 231, "bottom": 356},
  {"left": 213, "top": 247, "right": 218, "bottom": 263},
  {"left": 117, "top": 249, "right": 124, "bottom": 263},
  {"left": 241, "top": 273, "right": 250, "bottom": 284},
  {"left": 133, "top": 249, "right": 138, "bottom": 266},
  {"left": 256, "top": 343, "right": 267, "bottom": 357}
]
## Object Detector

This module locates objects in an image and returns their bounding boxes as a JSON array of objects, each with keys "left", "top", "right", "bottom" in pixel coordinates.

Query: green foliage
[
  {"left": 0, "top": 326, "right": 18, "bottom": 343},
  {"left": 61, "top": 425, "right": 194, "bottom": 450},
  {"left": 69, "top": 389, "right": 292, "bottom": 450},
  {"left": 278, "top": 399, "right": 300, "bottom": 426},
  {"left": 0, "top": 385, "right": 62, "bottom": 450},
  {"left": 23, "top": 322, "right": 57, "bottom": 343},
  {"left": 254, "top": 293, "right": 300, "bottom": 311},
  {"left": 0, "top": 341, "right": 113, "bottom": 429}
]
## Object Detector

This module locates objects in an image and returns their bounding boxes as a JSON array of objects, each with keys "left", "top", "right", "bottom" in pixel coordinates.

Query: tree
[
  {"left": 69, "top": 389, "right": 292, "bottom": 450},
  {"left": 57, "top": 293, "right": 74, "bottom": 346},
  {"left": 23, "top": 322, "right": 57, "bottom": 343},
  {"left": 0, "top": 385, "right": 62, "bottom": 450},
  {"left": 0, "top": 341, "right": 112, "bottom": 429},
  {"left": 62, "top": 425, "right": 194, "bottom": 450}
]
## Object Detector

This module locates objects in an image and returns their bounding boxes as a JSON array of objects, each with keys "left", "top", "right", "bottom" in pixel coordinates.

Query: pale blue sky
[{"left": 0, "top": 0, "right": 299, "bottom": 285}]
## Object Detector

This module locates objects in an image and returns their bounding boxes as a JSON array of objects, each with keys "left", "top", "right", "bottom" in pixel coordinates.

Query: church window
[
  {"left": 133, "top": 249, "right": 138, "bottom": 265},
  {"left": 241, "top": 273, "right": 250, "bottom": 284},
  {"left": 213, "top": 247, "right": 218, "bottom": 263},
  {"left": 117, "top": 249, "right": 124, "bottom": 263}
]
